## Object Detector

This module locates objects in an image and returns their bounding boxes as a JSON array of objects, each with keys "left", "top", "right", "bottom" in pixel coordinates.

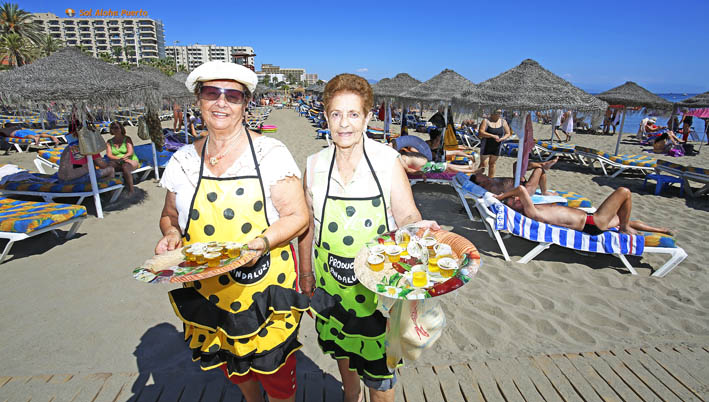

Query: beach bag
[
  {"left": 682, "top": 143, "right": 698, "bottom": 156},
  {"left": 668, "top": 145, "right": 684, "bottom": 157},
  {"left": 383, "top": 299, "right": 446, "bottom": 369},
  {"left": 136, "top": 116, "right": 150, "bottom": 140},
  {"left": 78, "top": 122, "right": 106, "bottom": 155}
]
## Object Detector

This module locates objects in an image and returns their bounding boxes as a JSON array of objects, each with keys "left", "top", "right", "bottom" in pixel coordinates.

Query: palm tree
[
  {"left": 98, "top": 52, "right": 113, "bottom": 63},
  {"left": 111, "top": 45, "right": 123, "bottom": 62},
  {"left": 0, "top": 3, "right": 42, "bottom": 45},
  {"left": 37, "top": 33, "right": 62, "bottom": 57},
  {"left": 123, "top": 44, "right": 135, "bottom": 64},
  {"left": 0, "top": 32, "right": 35, "bottom": 66}
]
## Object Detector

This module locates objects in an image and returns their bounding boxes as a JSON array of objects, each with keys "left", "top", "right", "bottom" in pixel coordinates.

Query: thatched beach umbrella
[
  {"left": 0, "top": 47, "right": 159, "bottom": 219},
  {"left": 454, "top": 59, "right": 607, "bottom": 185},
  {"left": 0, "top": 47, "right": 158, "bottom": 106},
  {"left": 372, "top": 73, "right": 421, "bottom": 98},
  {"left": 372, "top": 73, "right": 422, "bottom": 135},
  {"left": 596, "top": 81, "right": 673, "bottom": 154},
  {"left": 171, "top": 71, "right": 189, "bottom": 83},
  {"left": 398, "top": 69, "right": 476, "bottom": 105},
  {"left": 454, "top": 59, "right": 606, "bottom": 112},
  {"left": 130, "top": 65, "right": 192, "bottom": 103},
  {"left": 306, "top": 82, "right": 325, "bottom": 94},
  {"left": 678, "top": 91, "right": 709, "bottom": 108}
]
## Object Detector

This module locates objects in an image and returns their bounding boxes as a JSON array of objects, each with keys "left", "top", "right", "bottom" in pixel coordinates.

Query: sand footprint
[{"left": 556, "top": 321, "right": 597, "bottom": 346}]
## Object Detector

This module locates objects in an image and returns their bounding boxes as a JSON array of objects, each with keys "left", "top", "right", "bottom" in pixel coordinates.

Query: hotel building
[
  {"left": 165, "top": 45, "right": 256, "bottom": 71},
  {"left": 32, "top": 12, "right": 165, "bottom": 63}
]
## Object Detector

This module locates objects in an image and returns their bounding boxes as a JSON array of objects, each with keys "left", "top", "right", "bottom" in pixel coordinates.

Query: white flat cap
[{"left": 185, "top": 61, "right": 257, "bottom": 93}]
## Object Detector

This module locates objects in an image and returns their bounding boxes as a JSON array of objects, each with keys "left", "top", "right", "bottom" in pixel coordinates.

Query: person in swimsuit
[
  {"left": 652, "top": 130, "right": 682, "bottom": 154},
  {"left": 494, "top": 186, "right": 672, "bottom": 236},
  {"left": 0, "top": 123, "right": 60, "bottom": 146},
  {"left": 469, "top": 157, "right": 559, "bottom": 195},
  {"left": 105, "top": 121, "right": 140, "bottom": 194},
  {"left": 477, "top": 109, "right": 511, "bottom": 177}
]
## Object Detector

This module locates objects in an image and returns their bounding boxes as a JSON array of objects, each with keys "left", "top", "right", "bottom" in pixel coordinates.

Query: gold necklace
[{"left": 206, "top": 127, "right": 244, "bottom": 166}]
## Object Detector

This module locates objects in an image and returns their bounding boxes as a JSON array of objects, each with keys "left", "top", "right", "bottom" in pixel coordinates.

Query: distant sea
[{"left": 588, "top": 93, "right": 707, "bottom": 141}]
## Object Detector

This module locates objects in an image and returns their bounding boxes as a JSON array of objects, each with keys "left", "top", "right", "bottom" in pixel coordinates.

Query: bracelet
[
  {"left": 300, "top": 272, "right": 314, "bottom": 277},
  {"left": 166, "top": 227, "right": 180, "bottom": 236},
  {"left": 257, "top": 235, "right": 270, "bottom": 252}
]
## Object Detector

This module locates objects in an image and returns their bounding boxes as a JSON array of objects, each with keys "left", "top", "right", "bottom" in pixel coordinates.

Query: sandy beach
[{"left": 0, "top": 108, "right": 708, "bottom": 394}]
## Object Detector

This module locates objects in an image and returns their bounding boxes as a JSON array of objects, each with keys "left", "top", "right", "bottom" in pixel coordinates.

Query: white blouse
[
  {"left": 160, "top": 136, "right": 301, "bottom": 232},
  {"left": 306, "top": 137, "right": 400, "bottom": 245}
]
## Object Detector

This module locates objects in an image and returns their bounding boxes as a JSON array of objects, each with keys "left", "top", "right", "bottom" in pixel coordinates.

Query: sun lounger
[
  {"left": 533, "top": 140, "right": 576, "bottom": 161},
  {"left": 655, "top": 160, "right": 709, "bottom": 197},
  {"left": 451, "top": 173, "right": 686, "bottom": 277},
  {"left": 0, "top": 172, "right": 123, "bottom": 219},
  {"left": 0, "top": 197, "right": 87, "bottom": 263},
  {"left": 575, "top": 146, "right": 656, "bottom": 177},
  {"left": 5, "top": 136, "right": 54, "bottom": 153},
  {"left": 408, "top": 171, "right": 456, "bottom": 186}
]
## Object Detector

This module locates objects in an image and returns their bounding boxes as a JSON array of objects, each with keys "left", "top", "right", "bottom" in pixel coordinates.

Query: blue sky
[{"left": 24, "top": 0, "right": 709, "bottom": 93}]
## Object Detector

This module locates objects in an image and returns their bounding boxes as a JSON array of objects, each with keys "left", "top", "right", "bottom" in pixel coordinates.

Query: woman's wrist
[
  {"left": 300, "top": 271, "right": 314, "bottom": 277},
  {"left": 165, "top": 227, "right": 180, "bottom": 236}
]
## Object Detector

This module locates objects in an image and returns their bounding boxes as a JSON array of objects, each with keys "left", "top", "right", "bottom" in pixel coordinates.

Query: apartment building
[
  {"left": 32, "top": 12, "right": 165, "bottom": 62},
  {"left": 165, "top": 45, "right": 256, "bottom": 71}
]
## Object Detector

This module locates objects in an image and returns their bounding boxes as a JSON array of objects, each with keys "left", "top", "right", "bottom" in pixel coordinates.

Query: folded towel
[{"left": 0, "top": 172, "right": 57, "bottom": 185}]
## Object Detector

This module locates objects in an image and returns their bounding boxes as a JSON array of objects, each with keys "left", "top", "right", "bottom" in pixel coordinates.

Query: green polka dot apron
[
  {"left": 168, "top": 131, "right": 310, "bottom": 377},
  {"left": 310, "top": 141, "right": 396, "bottom": 381}
]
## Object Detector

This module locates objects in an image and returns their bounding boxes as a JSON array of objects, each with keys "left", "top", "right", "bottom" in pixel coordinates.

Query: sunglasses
[{"left": 199, "top": 86, "right": 246, "bottom": 104}]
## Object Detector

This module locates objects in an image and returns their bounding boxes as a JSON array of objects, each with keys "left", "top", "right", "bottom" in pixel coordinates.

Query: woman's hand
[
  {"left": 416, "top": 220, "right": 441, "bottom": 231},
  {"left": 299, "top": 272, "right": 315, "bottom": 297},
  {"left": 242, "top": 235, "right": 269, "bottom": 267},
  {"left": 155, "top": 230, "right": 182, "bottom": 254}
]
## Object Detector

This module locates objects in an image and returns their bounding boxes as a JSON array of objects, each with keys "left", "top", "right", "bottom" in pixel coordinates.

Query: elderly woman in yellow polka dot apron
[
  {"left": 155, "top": 61, "right": 310, "bottom": 402},
  {"left": 298, "top": 74, "right": 439, "bottom": 402}
]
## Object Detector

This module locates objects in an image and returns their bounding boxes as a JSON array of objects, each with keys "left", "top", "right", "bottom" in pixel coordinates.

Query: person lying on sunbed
[
  {"left": 0, "top": 123, "right": 60, "bottom": 146},
  {"left": 652, "top": 130, "right": 683, "bottom": 154},
  {"left": 58, "top": 142, "right": 114, "bottom": 182},
  {"left": 494, "top": 185, "right": 672, "bottom": 236},
  {"left": 469, "top": 158, "right": 558, "bottom": 195},
  {"left": 398, "top": 150, "right": 476, "bottom": 175}
]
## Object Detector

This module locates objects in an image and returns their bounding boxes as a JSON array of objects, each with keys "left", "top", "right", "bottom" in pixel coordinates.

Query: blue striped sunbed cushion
[{"left": 490, "top": 202, "right": 645, "bottom": 256}]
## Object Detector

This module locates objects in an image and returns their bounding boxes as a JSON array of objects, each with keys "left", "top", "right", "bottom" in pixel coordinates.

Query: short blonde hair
[{"left": 323, "top": 73, "right": 373, "bottom": 115}]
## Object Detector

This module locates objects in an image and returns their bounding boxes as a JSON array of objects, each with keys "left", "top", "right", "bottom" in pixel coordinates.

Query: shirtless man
[
  {"left": 495, "top": 185, "right": 671, "bottom": 236},
  {"left": 469, "top": 157, "right": 558, "bottom": 195}
]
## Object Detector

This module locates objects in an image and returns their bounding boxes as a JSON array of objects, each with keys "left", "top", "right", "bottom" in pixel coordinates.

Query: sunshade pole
[
  {"left": 514, "top": 112, "right": 527, "bottom": 187},
  {"left": 613, "top": 107, "right": 627, "bottom": 155},
  {"left": 183, "top": 102, "right": 189, "bottom": 143},
  {"left": 151, "top": 142, "right": 160, "bottom": 181}
]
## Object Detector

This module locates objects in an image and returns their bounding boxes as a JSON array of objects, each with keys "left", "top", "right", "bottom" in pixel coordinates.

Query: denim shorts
[{"left": 363, "top": 372, "right": 397, "bottom": 391}]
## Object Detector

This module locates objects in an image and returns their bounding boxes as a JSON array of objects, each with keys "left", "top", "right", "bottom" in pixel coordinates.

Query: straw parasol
[
  {"left": 306, "top": 82, "right": 326, "bottom": 94},
  {"left": 454, "top": 59, "right": 606, "bottom": 112},
  {"left": 372, "top": 73, "right": 421, "bottom": 99},
  {"left": 0, "top": 47, "right": 158, "bottom": 106},
  {"left": 129, "top": 65, "right": 193, "bottom": 103},
  {"left": 171, "top": 71, "right": 188, "bottom": 83},
  {"left": 596, "top": 81, "right": 672, "bottom": 155},
  {"left": 678, "top": 91, "right": 709, "bottom": 108},
  {"left": 398, "top": 69, "right": 476, "bottom": 104},
  {"left": 596, "top": 81, "right": 672, "bottom": 110},
  {"left": 455, "top": 59, "right": 607, "bottom": 186}
]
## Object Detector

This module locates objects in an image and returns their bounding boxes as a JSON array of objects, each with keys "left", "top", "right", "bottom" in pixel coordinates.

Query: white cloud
[{"left": 356, "top": 68, "right": 368, "bottom": 73}]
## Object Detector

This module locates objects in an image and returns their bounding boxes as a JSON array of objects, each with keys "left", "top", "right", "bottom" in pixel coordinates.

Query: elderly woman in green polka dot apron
[
  {"left": 298, "top": 74, "right": 439, "bottom": 402},
  {"left": 156, "top": 62, "right": 311, "bottom": 402}
]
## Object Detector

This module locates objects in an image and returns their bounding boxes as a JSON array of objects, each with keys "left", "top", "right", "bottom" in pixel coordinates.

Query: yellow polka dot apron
[
  {"left": 310, "top": 141, "right": 397, "bottom": 382},
  {"left": 168, "top": 131, "right": 310, "bottom": 376}
]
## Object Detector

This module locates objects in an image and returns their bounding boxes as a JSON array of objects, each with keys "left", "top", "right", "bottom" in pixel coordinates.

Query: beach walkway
[{"left": 1, "top": 344, "right": 706, "bottom": 401}]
